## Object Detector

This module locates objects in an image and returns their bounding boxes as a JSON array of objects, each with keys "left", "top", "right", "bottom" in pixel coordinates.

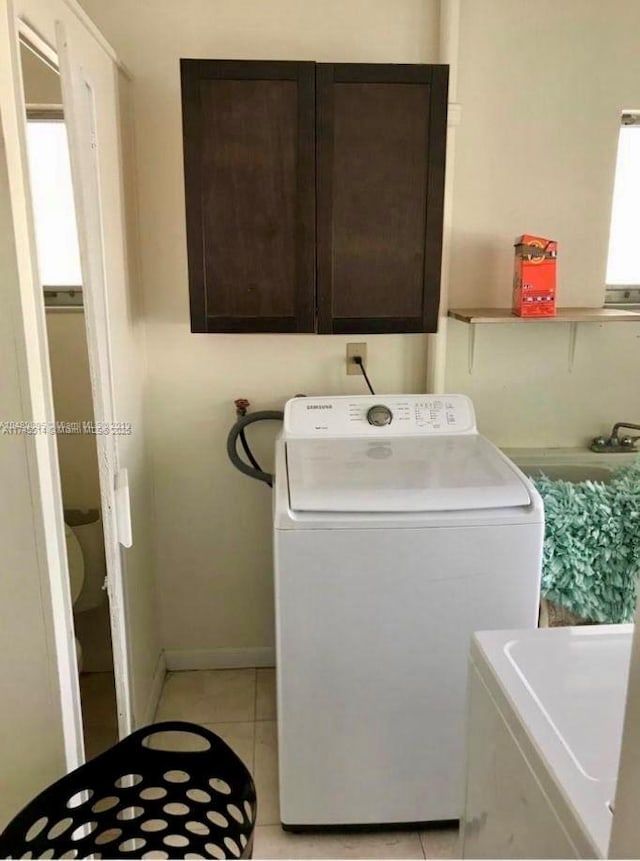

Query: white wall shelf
[{"left": 448, "top": 307, "right": 640, "bottom": 372}]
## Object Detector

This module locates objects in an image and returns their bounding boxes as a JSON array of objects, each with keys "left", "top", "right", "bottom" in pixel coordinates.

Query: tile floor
[{"left": 150, "top": 668, "right": 460, "bottom": 860}]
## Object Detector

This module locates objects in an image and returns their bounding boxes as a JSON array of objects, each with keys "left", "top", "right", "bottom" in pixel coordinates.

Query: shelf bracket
[
  {"left": 567, "top": 322, "right": 578, "bottom": 372},
  {"left": 468, "top": 323, "right": 476, "bottom": 374}
]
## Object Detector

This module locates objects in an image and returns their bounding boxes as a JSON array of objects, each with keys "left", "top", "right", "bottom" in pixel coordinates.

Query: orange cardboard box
[{"left": 513, "top": 234, "right": 557, "bottom": 317}]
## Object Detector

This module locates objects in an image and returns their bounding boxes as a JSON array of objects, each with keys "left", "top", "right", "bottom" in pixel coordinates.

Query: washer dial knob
[{"left": 366, "top": 405, "right": 393, "bottom": 427}]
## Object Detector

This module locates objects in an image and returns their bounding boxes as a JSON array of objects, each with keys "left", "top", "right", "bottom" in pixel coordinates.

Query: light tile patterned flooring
[
  {"left": 79, "top": 669, "right": 460, "bottom": 859},
  {"left": 153, "top": 668, "right": 460, "bottom": 860}
]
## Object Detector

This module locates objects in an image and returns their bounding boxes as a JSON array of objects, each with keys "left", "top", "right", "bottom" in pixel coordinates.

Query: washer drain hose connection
[{"left": 227, "top": 410, "right": 284, "bottom": 487}]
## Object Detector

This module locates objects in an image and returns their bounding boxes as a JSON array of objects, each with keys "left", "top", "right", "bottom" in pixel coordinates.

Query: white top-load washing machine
[{"left": 273, "top": 394, "right": 544, "bottom": 828}]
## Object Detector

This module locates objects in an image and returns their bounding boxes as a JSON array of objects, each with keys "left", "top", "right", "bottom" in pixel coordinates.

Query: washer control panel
[{"left": 285, "top": 395, "right": 477, "bottom": 437}]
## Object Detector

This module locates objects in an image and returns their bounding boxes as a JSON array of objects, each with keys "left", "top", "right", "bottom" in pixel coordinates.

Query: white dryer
[{"left": 273, "top": 394, "right": 544, "bottom": 828}]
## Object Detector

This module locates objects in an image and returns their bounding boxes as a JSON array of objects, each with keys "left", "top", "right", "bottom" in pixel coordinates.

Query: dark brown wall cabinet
[{"left": 181, "top": 60, "right": 448, "bottom": 334}]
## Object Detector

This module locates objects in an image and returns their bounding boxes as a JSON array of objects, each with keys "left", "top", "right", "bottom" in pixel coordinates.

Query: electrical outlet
[{"left": 346, "top": 342, "right": 367, "bottom": 375}]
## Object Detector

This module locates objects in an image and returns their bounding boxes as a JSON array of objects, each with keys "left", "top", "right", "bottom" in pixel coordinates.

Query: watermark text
[{"left": 1, "top": 421, "right": 132, "bottom": 436}]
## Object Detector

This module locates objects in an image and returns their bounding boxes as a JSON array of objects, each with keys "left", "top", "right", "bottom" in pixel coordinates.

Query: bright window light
[
  {"left": 26, "top": 118, "right": 82, "bottom": 286},
  {"left": 606, "top": 116, "right": 640, "bottom": 286}
]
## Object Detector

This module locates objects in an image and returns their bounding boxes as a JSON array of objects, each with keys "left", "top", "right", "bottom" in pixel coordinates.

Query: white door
[
  {"left": 55, "top": 17, "right": 134, "bottom": 738},
  {"left": 0, "top": 0, "right": 137, "bottom": 768}
]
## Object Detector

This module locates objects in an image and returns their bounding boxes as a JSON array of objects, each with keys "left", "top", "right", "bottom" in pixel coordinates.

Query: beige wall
[
  {"left": 78, "top": 0, "right": 439, "bottom": 659},
  {"left": 446, "top": 0, "right": 640, "bottom": 446},
  {"left": 114, "top": 66, "right": 163, "bottom": 719},
  {"left": 45, "top": 312, "right": 101, "bottom": 507},
  {"left": 77, "top": 0, "right": 640, "bottom": 657},
  {"left": 20, "top": 43, "right": 61, "bottom": 104}
]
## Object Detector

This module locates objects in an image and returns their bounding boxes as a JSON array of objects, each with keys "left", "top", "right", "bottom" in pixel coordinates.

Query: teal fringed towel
[{"left": 533, "top": 461, "right": 640, "bottom": 623}]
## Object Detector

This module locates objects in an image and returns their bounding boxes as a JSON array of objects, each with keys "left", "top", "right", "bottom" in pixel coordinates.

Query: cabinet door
[
  {"left": 181, "top": 60, "right": 316, "bottom": 332},
  {"left": 316, "top": 64, "right": 448, "bottom": 334}
]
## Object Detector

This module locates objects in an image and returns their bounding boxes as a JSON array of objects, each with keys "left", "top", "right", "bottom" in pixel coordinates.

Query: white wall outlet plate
[{"left": 346, "top": 342, "right": 367, "bottom": 375}]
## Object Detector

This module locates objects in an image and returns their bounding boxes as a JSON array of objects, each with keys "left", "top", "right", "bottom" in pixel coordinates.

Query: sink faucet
[{"left": 591, "top": 422, "right": 640, "bottom": 452}]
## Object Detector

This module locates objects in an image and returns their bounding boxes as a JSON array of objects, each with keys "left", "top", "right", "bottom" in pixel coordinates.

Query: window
[
  {"left": 605, "top": 112, "right": 640, "bottom": 306},
  {"left": 25, "top": 112, "right": 83, "bottom": 306}
]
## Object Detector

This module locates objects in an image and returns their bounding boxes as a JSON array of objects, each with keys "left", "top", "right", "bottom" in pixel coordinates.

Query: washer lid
[{"left": 286, "top": 434, "right": 532, "bottom": 512}]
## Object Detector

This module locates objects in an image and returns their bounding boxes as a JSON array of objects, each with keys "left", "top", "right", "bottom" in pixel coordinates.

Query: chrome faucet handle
[
  {"left": 620, "top": 435, "right": 640, "bottom": 449},
  {"left": 591, "top": 436, "right": 608, "bottom": 451}
]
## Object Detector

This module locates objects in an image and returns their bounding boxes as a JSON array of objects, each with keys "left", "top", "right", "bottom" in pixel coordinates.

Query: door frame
[{"left": 0, "top": 0, "right": 133, "bottom": 769}]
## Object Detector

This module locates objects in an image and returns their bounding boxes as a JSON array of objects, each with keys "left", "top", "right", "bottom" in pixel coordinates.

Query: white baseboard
[
  {"left": 141, "top": 650, "right": 167, "bottom": 725},
  {"left": 164, "top": 647, "right": 275, "bottom": 671}
]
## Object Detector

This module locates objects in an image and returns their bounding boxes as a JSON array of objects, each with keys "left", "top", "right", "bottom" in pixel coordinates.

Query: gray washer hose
[{"left": 227, "top": 410, "right": 284, "bottom": 486}]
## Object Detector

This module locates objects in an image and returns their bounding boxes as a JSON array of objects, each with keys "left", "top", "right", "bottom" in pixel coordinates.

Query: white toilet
[{"left": 64, "top": 512, "right": 106, "bottom": 671}]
